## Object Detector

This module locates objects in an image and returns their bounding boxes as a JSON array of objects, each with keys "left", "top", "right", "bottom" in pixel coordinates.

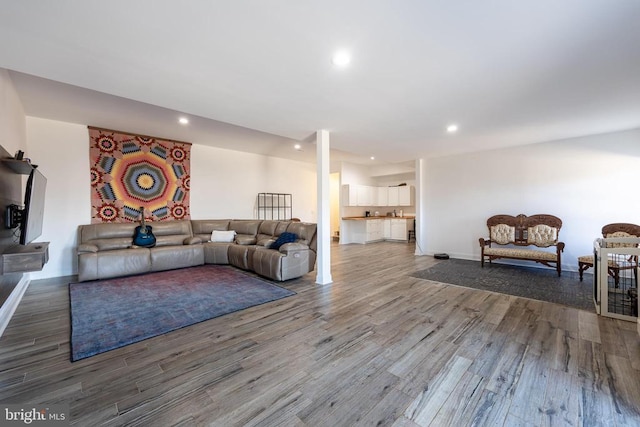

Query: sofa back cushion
[
  {"left": 79, "top": 220, "right": 194, "bottom": 250},
  {"left": 286, "top": 222, "right": 317, "bottom": 252},
  {"left": 150, "top": 220, "right": 193, "bottom": 247},
  {"left": 190, "top": 219, "right": 230, "bottom": 241},
  {"left": 257, "top": 220, "right": 279, "bottom": 236},
  {"left": 79, "top": 223, "right": 138, "bottom": 251},
  {"left": 256, "top": 220, "right": 292, "bottom": 246},
  {"left": 256, "top": 220, "right": 278, "bottom": 245},
  {"left": 229, "top": 220, "right": 261, "bottom": 236}
]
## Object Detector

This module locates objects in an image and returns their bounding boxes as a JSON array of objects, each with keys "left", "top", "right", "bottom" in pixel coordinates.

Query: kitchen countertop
[{"left": 342, "top": 216, "right": 415, "bottom": 220}]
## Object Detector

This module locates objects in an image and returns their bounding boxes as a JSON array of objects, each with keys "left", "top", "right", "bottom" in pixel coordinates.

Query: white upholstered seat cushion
[{"left": 484, "top": 247, "right": 556, "bottom": 261}]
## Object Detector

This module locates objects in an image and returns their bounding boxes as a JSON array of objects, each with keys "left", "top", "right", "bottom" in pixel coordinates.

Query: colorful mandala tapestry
[{"left": 88, "top": 127, "right": 191, "bottom": 223}]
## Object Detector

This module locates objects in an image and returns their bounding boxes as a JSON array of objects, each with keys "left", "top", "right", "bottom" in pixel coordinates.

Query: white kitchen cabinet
[
  {"left": 341, "top": 218, "right": 414, "bottom": 244},
  {"left": 356, "top": 185, "right": 374, "bottom": 206},
  {"left": 344, "top": 184, "right": 414, "bottom": 207},
  {"left": 343, "top": 184, "right": 375, "bottom": 206},
  {"left": 342, "top": 185, "right": 356, "bottom": 206},
  {"left": 389, "top": 218, "right": 408, "bottom": 241},
  {"left": 366, "top": 219, "right": 384, "bottom": 242},
  {"left": 376, "top": 187, "right": 388, "bottom": 206},
  {"left": 387, "top": 187, "right": 399, "bottom": 206},
  {"left": 398, "top": 186, "right": 413, "bottom": 206},
  {"left": 383, "top": 219, "right": 391, "bottom": 239}
]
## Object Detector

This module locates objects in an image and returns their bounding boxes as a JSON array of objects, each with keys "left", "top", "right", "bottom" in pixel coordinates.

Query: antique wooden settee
[{"left": 479, "top": 214, "right": 565, "bottom": 276}]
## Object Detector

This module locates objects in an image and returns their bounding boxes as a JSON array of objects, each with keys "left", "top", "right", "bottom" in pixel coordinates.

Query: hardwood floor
[{"left": 1, "top": 242, "right": 640, "bottom": 426}]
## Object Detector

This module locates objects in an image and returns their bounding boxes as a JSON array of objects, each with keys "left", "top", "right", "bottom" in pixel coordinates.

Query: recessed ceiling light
[
  {"left": 294, "top": 144, "right": 302, "bottom": 150},
  {"left": 370, "top": 156, "right": 375, "bottom": 160},
  {"left": 332, "top": 50, "right": 351, "bottom": 67},
  {"left": 446, "top": 124, "right": 458, "bottom": 133},
  {"left": 178, "top": 117, "right": 189, "bottom": 125}
]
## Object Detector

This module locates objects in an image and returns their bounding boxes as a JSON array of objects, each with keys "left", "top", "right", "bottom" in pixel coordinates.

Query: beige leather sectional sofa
[{"left": 77, "top": 219, "right": 317, "bottom": 282}]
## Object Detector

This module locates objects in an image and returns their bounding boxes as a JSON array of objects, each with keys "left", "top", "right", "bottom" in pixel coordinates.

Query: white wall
[
  {"left": 0, "top": 69, "right": 26, "bottom": 155},
  {"left": 25, "top": 118, "right": 91, "bottom": 279},
  {"left": 24, "top": 115, "right": 640, "bottom": 278},
  {"left": 26, "top": 118, "right": 318, "bottom": 279},
  {"left": 421, "top": 128, "right": 640, "bottom": 272}
]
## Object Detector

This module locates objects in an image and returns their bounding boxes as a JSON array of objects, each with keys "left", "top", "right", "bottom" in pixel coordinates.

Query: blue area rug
[{"left": 69, "top": 265, "right": 295, "bottom": 361}]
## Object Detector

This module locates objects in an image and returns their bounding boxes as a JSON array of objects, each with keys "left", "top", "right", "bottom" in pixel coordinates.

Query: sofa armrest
[
  {"left": 479, "top": 238, "right": 490, "bottom": 247},
  {"left": 557, "top": 241, "right": 565, "bottom": 252},
  {"left": 78, "top": 243, "right": 99, "bottom": 253},
  {"left": 184, "top": 236, "right": 202, "bottom": 245},
  {"left": 279, "top": 242, "right": 309, "bottom": 254}
]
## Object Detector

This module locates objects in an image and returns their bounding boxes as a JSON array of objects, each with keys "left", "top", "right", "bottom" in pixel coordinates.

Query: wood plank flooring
[{"left": 1, "top": 241, "right": 639, "bottom": 426}]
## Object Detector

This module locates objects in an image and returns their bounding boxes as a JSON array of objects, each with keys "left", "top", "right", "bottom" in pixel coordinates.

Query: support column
[
  {"left": 316, "top": 129, "right": 333, "bottom": 285},
  {"left": 415, "top": 158, "right": 427, "bottom": 256}
]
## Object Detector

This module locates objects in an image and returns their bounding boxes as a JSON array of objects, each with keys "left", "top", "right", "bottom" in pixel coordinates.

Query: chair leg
[{"left": 578, "top": 262, "right": 591, "bottom": 282}]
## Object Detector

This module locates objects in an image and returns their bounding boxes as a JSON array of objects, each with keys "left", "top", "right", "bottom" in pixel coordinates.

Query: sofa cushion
[
  {"left": 257, "top": 220, "right": 279, "bottom": 236},
  {"left": 257, "top": 237, "right": 276, "bottom": 247},
  {"left": 235, "top": 235, "right": 257, "bottom": 245},
  {"left": 286, "top": 222, "right": 316, "bottom": 248},
  {"left": 92, "top": 237, "right": 136, "bottom": 251},
  {"left": 190, "top": 219, "right": 231, "bottom": 241},
  {"left": 138, "top": 220, "right": 193, "bottom": 247},
  {"left": 229, "top": 220, "right": 261, "bottom": 236},
  {"left": 79, "top": 223, "right": 137, "bottom": 241},
  {"left": 270, "top": 232, "right": 297, "bottom": 249}
]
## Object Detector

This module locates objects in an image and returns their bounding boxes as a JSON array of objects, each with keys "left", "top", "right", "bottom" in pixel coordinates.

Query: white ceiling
[{"left": 1, "top": 1, "right": 639, "bottom": 165}]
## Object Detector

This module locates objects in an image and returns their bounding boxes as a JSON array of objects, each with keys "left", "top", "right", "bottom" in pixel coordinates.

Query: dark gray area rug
[{"left": 412, "top": 258, "right": 594, "bottom": 312}]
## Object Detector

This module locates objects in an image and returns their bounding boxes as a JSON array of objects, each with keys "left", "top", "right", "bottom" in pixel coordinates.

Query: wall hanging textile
[{"left": 88, "top": 127, "right": 191, "bottom": 223}]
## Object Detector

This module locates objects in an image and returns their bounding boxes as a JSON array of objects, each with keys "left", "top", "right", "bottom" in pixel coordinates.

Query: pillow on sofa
[
  {"left": 211, "top": 230, "right": 236, "bottom": 242},
  {"left": 270, "top": 232, "right": 297, "bottom": 250}
]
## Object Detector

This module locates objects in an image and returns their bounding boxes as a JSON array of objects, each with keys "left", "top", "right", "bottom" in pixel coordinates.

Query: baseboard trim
[{"left": 0, "top": 274, "right": 30, "bottom": 338}]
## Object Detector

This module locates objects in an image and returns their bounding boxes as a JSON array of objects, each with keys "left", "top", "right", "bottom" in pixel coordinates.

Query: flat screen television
[
  {"left": 4, "top": 167, "right": 47, "bottom": 245},
  {"left": 21, "top": 168, "right": 47, "bottom": 245}
]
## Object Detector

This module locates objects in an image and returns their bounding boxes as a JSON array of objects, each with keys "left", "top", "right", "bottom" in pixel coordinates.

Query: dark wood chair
[
  {"left": 407, "top": 218, "right": 416, "bottom": 242},
  {"left": 578, "top": 223, "right": 640, "bottom": 286}
]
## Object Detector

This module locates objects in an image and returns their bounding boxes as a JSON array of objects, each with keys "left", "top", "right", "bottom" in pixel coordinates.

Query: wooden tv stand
[{"left": 1, "top": 242, "right": 49, "bottom": 274}]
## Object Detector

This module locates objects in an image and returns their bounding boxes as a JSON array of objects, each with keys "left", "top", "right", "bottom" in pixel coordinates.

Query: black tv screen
[{"left": 20, "top": 168, "right": 47, "bottom": 245}]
